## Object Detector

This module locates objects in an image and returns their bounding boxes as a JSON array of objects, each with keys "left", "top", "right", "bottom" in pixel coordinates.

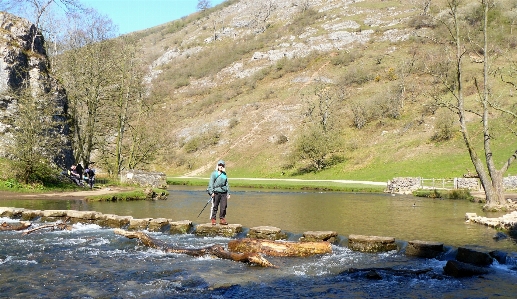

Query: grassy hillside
[{"left": 125, "top": 0, "right": 517, "bottom": 181}]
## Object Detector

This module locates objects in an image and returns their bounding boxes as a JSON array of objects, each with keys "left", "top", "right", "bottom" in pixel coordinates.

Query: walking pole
[{"left": 197, "top": 197, "right": 212, "bottom": 218}]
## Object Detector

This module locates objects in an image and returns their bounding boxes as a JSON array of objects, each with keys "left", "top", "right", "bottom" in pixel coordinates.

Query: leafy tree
[
  {"left": 104, "top": 37, "right": 163, "bottom": 174},
  {"left": 2, "top": 83, "right": 67, "bottom": 184},
  {"left": 291, "top": 85, "right": 346, "bottom": 172}
]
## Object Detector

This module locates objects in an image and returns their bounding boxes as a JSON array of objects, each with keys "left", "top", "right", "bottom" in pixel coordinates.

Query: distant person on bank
[
  {"left": 207, "top": 160, "right": 230, "bottom": 225},
  {"left": 84, "top": 163, "right": 96, "bottom": 189}
]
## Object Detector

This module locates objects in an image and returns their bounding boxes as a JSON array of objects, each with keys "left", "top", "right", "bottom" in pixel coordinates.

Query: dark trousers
[{"left": 210, "top": 192, "right": 227, "bottom": 220}]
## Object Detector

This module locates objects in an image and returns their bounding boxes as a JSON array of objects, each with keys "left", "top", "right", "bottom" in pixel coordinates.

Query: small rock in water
[
  {"left": 493, "top": 232, "right": 507, "bottom": 241},
  {"left": 366, "top": 270, "right": 382, "bottom": 280}
]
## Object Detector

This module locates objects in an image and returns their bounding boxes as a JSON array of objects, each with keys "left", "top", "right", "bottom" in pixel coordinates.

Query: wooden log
[
  {"left": 22, "top": 223, "right": 72, "bottom": 235},
  {"left": 227, "top": 238, "right": 332, "bottom": 257},
  {"left": 1, "top": 221, "right": 31, "bottom": 231},
  {"left": 113, "top": 229, "right": 278, "bottom": 268}
]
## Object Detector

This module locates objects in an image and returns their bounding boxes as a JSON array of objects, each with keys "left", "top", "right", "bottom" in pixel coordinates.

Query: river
[{"left": 1, "top": 186, "right": 516, "bottom": 298}]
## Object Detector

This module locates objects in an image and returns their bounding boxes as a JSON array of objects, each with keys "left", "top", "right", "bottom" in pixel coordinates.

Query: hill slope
[{"left": 126, "top": 0, "right": 517, "bottom": 181}]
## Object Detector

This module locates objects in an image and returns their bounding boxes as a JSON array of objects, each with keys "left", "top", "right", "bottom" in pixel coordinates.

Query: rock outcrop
[{"left": 0, "top": 12, "right": 72, "bottom": 166}]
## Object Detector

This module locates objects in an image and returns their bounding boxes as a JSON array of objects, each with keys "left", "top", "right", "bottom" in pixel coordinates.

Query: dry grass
[{"left": 125, "top": 0, "right": 517, "bottom": 181}]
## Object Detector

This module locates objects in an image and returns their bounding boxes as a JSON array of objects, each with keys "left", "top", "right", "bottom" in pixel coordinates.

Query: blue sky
[{"left": 80, "top": 0, "right": 226, "bottom": 35}]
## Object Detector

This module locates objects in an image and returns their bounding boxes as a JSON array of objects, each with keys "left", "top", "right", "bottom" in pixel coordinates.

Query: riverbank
[{"left": 0, "top": 187, "right": 132, "bottom": 200}]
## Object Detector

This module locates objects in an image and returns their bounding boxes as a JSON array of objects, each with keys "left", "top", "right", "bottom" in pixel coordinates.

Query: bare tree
[
  {"left": 429, "top": 0, "right": 517, "bottom": 210},
  {"left": 197, "top": 0, "right": 211, "bottom": 11},
  {"left": 252, "top": 0, "right": 275, "bottom": 33},
  {"left": 53, "top": 10, "right": 117, "bottom": 169},
  {"left": 0, "top": 0, "right": 83, "bottom": 51}
]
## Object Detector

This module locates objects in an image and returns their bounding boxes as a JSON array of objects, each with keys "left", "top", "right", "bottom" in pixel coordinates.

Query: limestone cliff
[{"left": 0, "top": 12, "right": 72, "bottom": 167}]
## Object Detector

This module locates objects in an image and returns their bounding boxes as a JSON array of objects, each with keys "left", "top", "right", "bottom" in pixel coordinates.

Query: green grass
[
  {"left": 168, "top": 177, "right": 386, "bottom": 192},
  {"left": 84, "top": 188, "right": 169, "bottom": 201},
  {"left": 413, "top": 189, "right": 474, "bottom": 200}
]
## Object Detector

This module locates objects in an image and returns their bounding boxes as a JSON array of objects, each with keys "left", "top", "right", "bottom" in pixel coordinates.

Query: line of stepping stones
[{"left": 1, "top": 207, "right": 514, "bottom": 277}]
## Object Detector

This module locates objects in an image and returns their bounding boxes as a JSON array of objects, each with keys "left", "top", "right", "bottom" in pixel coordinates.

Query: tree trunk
[
  {"left": 483, "top": 170, "right": 506, "bottom": 210},
  {"left": 113, "top": 229, "right": 278, "bottom": 268}
]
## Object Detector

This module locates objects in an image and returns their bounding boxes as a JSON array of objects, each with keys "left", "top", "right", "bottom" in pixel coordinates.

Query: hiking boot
[
  {"left": 219, "top": 218, "right": 228, "bottom": 225},
  {"left": 211, "top": 219, "right": 216, "bottom": 225}
]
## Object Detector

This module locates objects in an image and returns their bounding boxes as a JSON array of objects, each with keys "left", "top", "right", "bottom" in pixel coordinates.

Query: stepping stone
[
  {"left": 169, "top": 220, "right": 193, "bottom": 234},
  {"left": 148, "top": 218, "right": 169, "bottom": 232},
  {"left": 128, "top": 218, "right": 151, "bottom": 231},
  {"left": 300, "top": 231, "right": 338, "bottom": 243},
  {"left": 247, "top": 226, "right": 287, "bottom": 240},
  {"left": 456, "top": 247, "right": 493, "bottom": 267},
  {"left": 405, "top": 240, "right": 444, "bottom": 258},
  {"left": 348, "top": 234, "right": 397, "bottom": 253},
  {"left": 195, "top": 223, "right": 243, "bottom": 238}
]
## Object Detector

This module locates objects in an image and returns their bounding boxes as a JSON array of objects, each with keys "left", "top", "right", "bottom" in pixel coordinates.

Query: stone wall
[
  {"left": 385, "top": 177, "right": 421, "bottom": 194},
  {"left": 503, "top": 176, "right": 517, "bottom": 190},
  {"left": 454, "top": 178, "right": 481, "bottom": 191},
  {"left": 387, "top": 176, "right": 517, "bottom": 194},
  {"left": 120, "top": 170, "right": 167, "bottom": 189}
]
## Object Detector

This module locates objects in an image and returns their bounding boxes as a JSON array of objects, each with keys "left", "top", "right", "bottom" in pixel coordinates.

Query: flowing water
[{"left": 1, "top": 186, "right": 516, "bottom": 298}]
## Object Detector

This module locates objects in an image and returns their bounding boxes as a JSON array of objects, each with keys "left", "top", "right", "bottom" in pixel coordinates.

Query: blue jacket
[{"left": 208, "top": 171, "right": 229, "bottom": 194}]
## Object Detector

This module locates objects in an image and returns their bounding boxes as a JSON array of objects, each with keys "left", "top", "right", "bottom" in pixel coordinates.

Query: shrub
[
  {"left": 431, "top": 109, "right": 455, "bottom": 142},
  {"left": 276, "top": 134, "right": 289, "bottom": 145},
  {"left": 408, "top": 15, "right": 436, "bottom": 29}
]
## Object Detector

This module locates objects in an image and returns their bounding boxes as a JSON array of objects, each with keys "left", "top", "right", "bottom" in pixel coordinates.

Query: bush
[
  {"left": 276, "top": 134, "right": 289, "bottom": 145},
  {"left": 413, "top": 189, "right": 472, "bottom": 200},
  {"left": 431, "top": 109, "right": 455, "bottom": 142},
  {"left": 408, "top": 15, "right": 436, "bottom": 29},
  {"left": 182, "top": 128, "right": 221, "bottom": 153}
]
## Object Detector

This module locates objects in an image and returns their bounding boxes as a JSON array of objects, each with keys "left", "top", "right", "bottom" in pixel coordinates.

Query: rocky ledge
[{"left": 465, "top": 211, "right": 517, "bottom": 231}]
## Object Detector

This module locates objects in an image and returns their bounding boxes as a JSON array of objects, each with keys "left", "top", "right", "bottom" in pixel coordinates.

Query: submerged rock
[{"left": 443, "top": 260, "right": 490, "bottom": 277}]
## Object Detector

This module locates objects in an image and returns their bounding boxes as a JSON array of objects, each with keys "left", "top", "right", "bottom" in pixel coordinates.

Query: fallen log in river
[
  {"left": 114, "top": 229, "right": 332, "bottom": 268},
  {"left": 114, "top": 229, "right": 278, "bottom": 267}
]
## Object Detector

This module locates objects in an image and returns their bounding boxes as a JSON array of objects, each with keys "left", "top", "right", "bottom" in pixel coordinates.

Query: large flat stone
[
  {"left": 405, "top": 240, "right": 444, "bottom": 258},
  {"left": 169, "top": 220, "right": 193, "bottom": 234},
  {"left": 0, "top": 207, "right": 25, "bottom": 218},
  {"left": 148, "top": 218, "right": 169, "bottom": 232},
  {"left": 456, "top": 247, "right": 493, "bottom": 267},
  {"left": 247, "top": 226, "right": 287, "bottom": 240},
  {"left": 195, "top": 223, "right": 242, "bottom": 238},
  {"left": 300, "top": 231, "right": 338, "bottom": 243},
  {"left": 21, "top": 209, "right": 42, "bottom": 221},
  {"left": 348, "top": 234, "right": 397, "bottom": 253},
  {"left": 96, "top": 214, "right": 133, "bottom": 228},
  {"left": 128, "top": 218, "right": 152, "bottom": 231}
]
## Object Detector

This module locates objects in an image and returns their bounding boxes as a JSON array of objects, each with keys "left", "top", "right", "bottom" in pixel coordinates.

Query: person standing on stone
[{"left": 207, "top": 160, "right": 230, "bottom": 225}]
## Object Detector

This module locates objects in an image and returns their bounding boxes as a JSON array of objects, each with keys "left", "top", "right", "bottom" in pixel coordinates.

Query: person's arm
[
  {"left": 207, "top": 172, "right": 215, "bottom": 196},
  {"left": 225, "top": 173, "right": 230, "bottom": 199}
]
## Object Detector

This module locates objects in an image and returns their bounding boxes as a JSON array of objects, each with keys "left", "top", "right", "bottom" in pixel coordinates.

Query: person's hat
[{"left": 217, "top": 160, "right": 225, "bottom": 166}]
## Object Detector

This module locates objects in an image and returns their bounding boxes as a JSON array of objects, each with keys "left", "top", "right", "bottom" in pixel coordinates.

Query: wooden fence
[{"left": 420, "top": 178, "right": 456, "bottom": 190}]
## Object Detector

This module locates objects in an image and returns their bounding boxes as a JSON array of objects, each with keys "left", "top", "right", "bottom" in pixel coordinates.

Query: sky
[{"left": 80, "top": 0, "right": 226, "bottom": 35}]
